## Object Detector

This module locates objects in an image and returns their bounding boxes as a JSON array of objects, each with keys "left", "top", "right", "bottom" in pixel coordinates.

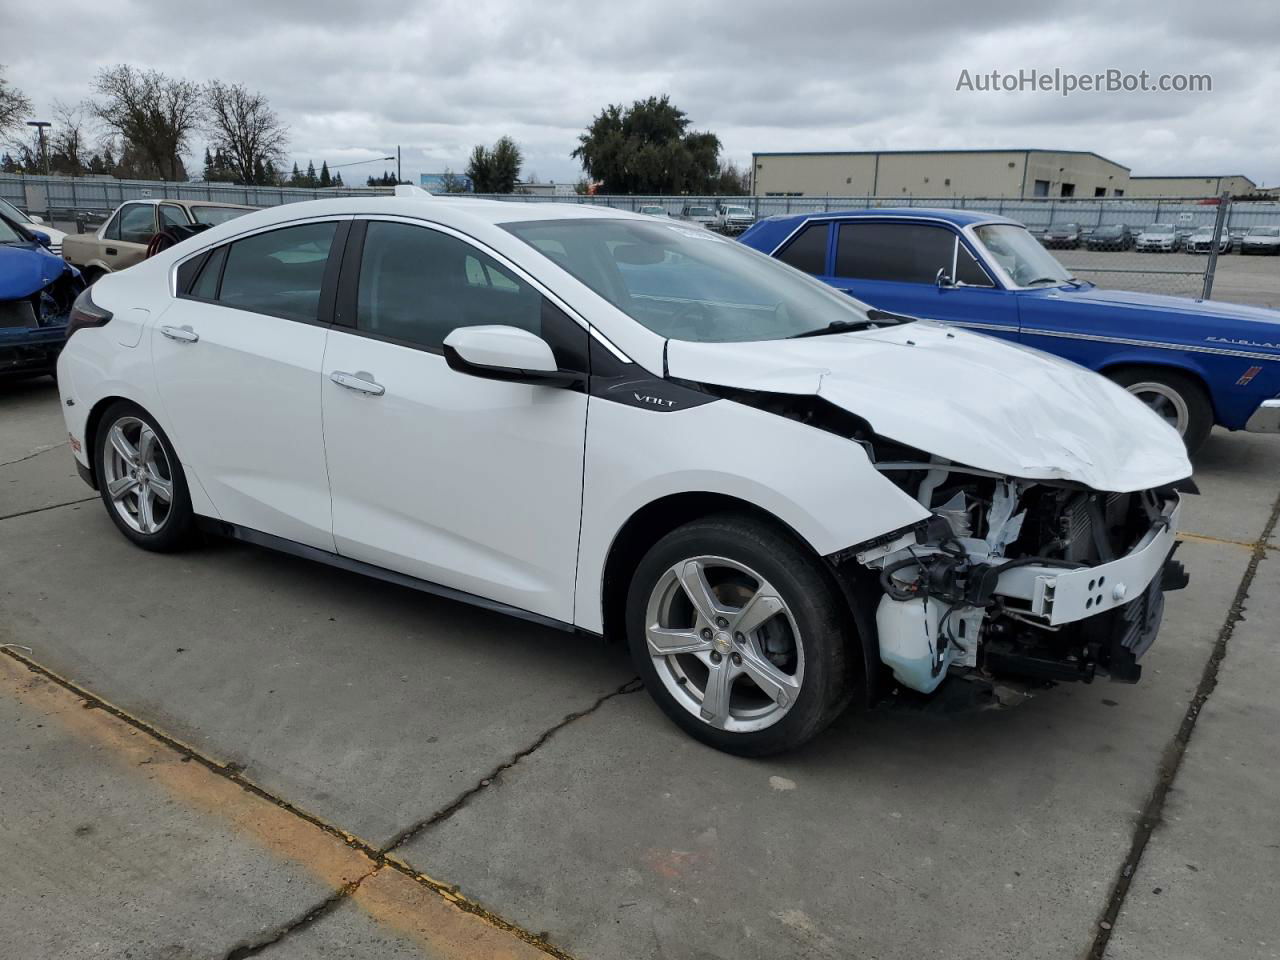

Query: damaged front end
[
  {"left": 0, "top": 253, "right": 83, "bottom": 377},
  {"left": 841, "top": 456, "right": 1188, "bottom": 694}
]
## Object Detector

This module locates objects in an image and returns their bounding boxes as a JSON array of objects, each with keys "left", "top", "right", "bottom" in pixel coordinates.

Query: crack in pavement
[
  {"left": 0, "top": 496, "right": 98, "bottom": 523},
  {"left": 1089, "top": 487, "right": 1280, "bottom": 959},
  {"left": 381, "top": 676, "right": 644, "bottom": 855},
  {"left": 0, "top": 644, "right": 639, "bottom": 960},
  {"left": 0, "top": 440, "right": 67, "bottom": 467}
]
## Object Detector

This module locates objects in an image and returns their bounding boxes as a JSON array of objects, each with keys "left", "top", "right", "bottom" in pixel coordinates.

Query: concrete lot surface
[{"left": 1, "top": 374, "right": 1277, "bottom": 959}]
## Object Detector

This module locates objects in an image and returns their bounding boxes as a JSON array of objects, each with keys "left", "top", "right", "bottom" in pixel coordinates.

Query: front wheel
[
  {"left": 1109, "top": 367, "right": 1213, "bottom": 455},
  {"left": 93, "top": 400, "right": 195, "bottom": 551},
  {"left": 626, "top": 514, "right": 852, "bottom": 756}
]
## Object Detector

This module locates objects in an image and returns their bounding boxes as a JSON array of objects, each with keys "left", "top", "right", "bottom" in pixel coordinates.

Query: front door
[
  {"left": 823, "top": 220, "right": 1021, "bottom": 344},
  {"left": 320, "top": 219, "right": 589, "bottom": 622},
  {"left": 151, "top": 219, "right": 346, "bottom": 550},
  {"left": 103, "top": 202, "right": 158, "bottom": 270}
]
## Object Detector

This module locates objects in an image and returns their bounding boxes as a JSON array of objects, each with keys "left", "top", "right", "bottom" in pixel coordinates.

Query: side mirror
[
  {"left": 30, "top": 229, "right": 52, "bottom": 249},
  {"left": 443, "top": 325, "right": 578, "bottom": 386},
  {"left": 29, "top": 214, "right": 45, "bottom": 224},
  {"left": 935, "top": 267, "right": 954, "bottom": 288}
]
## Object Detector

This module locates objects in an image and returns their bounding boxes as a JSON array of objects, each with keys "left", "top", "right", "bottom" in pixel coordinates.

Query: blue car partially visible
[
  {"left": 739, "top": 208, "right": 1280, "bottom": 453},
  {"left": 0, "top": 211, "right": 83, "bottom": 378}
]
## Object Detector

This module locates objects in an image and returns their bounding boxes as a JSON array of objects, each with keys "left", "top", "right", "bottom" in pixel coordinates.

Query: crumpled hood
[
  {"left": 0, "top": 243, "right": 70, "bottom": 300},
  {"left": 666, "top": 321, "right": 1193, "bottom": 492}
]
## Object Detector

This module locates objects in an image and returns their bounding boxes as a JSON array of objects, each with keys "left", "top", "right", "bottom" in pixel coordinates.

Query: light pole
[{"left": 26, "top": 120, "right": 52, "bottom": 178}]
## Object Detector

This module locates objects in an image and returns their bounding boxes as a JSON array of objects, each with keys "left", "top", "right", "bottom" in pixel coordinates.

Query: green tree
[
  {"left": 289, "top": 161, "right": 303, "bottom": 186},
  {"left": 304, "top": 160, "right": 317, "bottom": 188},
  {"left": 332, "top": 170, "right": 343, "bottom": 187},
  {"left": 318, "top": 161, "right": 331, "bottom": 188},
  {"left": 572, "top": 95, "right": 725, "bottom": 195},
  {"left": 466, "top": 135, "right": 522, "bottom": 193}
]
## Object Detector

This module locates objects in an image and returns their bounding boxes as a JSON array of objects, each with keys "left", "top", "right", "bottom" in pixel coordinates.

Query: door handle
[
  {"left": 105, "top": 247, "right": 118, "bottom": 255},
  {"left": 160, "top": 324, "right": 199, "bottom": 343},
  {"left": 329, "top": 370, "right": 385, "bottom": 396}
]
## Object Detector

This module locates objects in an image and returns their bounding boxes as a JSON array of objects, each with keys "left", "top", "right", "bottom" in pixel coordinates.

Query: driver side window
[{"left": 835, "top": 222, "right": 956, "bottom": 284}]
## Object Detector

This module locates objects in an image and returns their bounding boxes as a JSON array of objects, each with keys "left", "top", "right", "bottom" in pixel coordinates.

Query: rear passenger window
[
  {"left": 356, "top": 221, "right": 541, "bottom": 351},
  {"left": 188, "top": 247, "right": 226, "bottom": 300},
  {"left": 776, "top": 223, "right": 828, "bottom": 275},
  {"left": 835, "top": 222, "right": 956, "bottom": 284},
  {"left": 217, "top": 223, "right": 336, "bottom": 322}
]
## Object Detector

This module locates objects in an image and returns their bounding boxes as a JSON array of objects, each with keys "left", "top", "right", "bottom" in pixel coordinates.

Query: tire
[
  {"left": 93, "top": 400, "right": 195, "bottom": 551},
  {"left": 1108, "top": 366, "right": 1213, "bottom": 455},
  {"left": 626, "top": 513, "right": 852, "bottom": 756}
]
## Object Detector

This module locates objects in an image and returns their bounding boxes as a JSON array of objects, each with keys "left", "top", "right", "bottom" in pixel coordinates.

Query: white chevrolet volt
[{"left": 57, "top": 191, "right": 1193, "bottom": 755}]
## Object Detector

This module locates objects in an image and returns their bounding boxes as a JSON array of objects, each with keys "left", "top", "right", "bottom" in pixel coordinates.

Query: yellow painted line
[
  {"left": 1177, "top": 531, "right": 1260, "bottom": 550},
  {"left": 0, "top": 650, "right": 568, "bottom": 958}
]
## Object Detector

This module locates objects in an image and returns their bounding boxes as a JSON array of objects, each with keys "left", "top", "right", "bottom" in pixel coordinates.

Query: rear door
[
  {"left": 151, "top": 217, "right": 348, "bottom": 549},
  {"left": 825, "top": 220, "right": 1020, "bottom": 342}
]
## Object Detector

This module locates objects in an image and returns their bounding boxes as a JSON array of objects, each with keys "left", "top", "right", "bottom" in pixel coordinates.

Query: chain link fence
[{"left": 5, "top": 173, "right": 1272, "bottom": 299}]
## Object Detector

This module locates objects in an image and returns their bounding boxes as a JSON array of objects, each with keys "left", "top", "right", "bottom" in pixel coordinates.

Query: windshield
[
  {"left": 1049, "top": 223, "right": 1077, "bottom": 232},
  {"left": 1146, "top": 224, "right": 1175, "bottom": 234},
  {"left": 191, "top": 205, "right": 250, "bottom": 226},
  {"left": 973, "top": 223, "right": 1072, "bottom": 286},
  {"left": 0, "top": 198, "right": 34, "bottom": 225},
  {"left": 1248, "top": 226, "right": 1280, "bottom": 236},
  {"left": 724, "top": 206, "right": 751, "bottom": 215},
  {"left": 0, "top": 215, "right": 27, "bottom": 244},
  {"left": 503, "top": 218, "right": 880, "bottom": 342},
  {"left": 685, "top": 207, "right": 712, "bottom": 216},
  {"left": 1095, "top": 225, "right": 1123, "bottom": 236}
]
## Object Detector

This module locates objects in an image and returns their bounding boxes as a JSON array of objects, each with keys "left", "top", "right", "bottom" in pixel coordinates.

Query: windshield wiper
[{"left": 789, "top": 309, "right": 911, "bottom": 339}]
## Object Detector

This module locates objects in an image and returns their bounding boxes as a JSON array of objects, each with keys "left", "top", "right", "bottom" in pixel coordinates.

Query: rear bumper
[
  {"left": 1246, "top": 399, "right": 1280, "bottom": 433},
  {"left": 0, "top": 328, "right": 65, "bottom": 375}
]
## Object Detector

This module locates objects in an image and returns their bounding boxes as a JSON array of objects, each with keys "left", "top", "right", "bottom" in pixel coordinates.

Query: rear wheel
[
  {"left": 1109, "top": 366, "right": 1213, "bottom": 455},
  {"left": 93, "top": 400, "right": 194, "bottom": 551},
  {"left": 626, "top": 514, "right": 852, "bottom": 756}
]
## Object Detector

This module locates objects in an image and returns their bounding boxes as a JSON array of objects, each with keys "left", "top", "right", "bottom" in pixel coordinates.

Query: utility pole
[
  {"left": 1201, "top": 190, "right": 1230, "bottom": 301},
  {"left": 396, "top": 146, "right": 401, "bottom": 184}
]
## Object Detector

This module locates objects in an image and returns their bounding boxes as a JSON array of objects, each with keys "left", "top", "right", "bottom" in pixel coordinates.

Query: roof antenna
[{"left": 393, "top": 184, "right": 433, "bottom": 198}]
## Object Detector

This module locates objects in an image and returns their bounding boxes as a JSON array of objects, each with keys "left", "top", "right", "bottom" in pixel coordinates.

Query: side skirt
[{"left": 194, "top": 517, "right": 590, "bottom": 637}]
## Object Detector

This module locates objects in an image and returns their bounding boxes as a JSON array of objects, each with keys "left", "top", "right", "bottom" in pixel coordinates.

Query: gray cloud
[{"left": 6, "top": 0, "right": 1277, "bottom": 186}]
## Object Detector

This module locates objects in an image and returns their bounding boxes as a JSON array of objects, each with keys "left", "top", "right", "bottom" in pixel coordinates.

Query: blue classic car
[
  {"left": 739, "top": 209, "right": 1280, "bottom": 453},
  {"left": 0, "top": 212, "right": 82, "bottom": 377}
]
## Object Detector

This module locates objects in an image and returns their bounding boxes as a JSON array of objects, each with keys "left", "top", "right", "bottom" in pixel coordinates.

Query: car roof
[
  {"left": 119, "top": 198, "right": 258, "bottom": 211},
  {"left": 757, "top": 207, "right": 1020, "bottom": 228}
]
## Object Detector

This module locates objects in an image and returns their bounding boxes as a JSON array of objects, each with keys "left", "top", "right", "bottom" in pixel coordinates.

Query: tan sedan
[{"left": 62, "top": 199, "right": 254, "bottom": 280}]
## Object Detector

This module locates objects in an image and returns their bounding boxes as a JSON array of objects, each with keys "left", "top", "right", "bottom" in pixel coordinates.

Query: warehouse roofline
[{"left": 751, "top": 148, "right": 1130, "bottom": 170}]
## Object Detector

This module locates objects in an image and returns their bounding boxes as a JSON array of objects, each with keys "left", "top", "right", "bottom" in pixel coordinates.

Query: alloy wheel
[
  {"left": 102, "top": 416, "right": 174, "bottom": 534},
  {"left": 644, "top": 555, "right": 804, "bottom": 732}
]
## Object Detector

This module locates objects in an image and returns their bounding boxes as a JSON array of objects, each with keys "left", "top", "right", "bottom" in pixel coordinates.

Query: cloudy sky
[{"left": 7, "top": 0, "right": 1278, "bottom": 187}]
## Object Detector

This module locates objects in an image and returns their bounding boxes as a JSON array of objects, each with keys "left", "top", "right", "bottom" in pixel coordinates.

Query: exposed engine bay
[
  {"left": 702, "top": 388, "right": 1192, "bottom": 695},
  {"left": 854, "top": 463, "right": 1186, "bottom": 693}
]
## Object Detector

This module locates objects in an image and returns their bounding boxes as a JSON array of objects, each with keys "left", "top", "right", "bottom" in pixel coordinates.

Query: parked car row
[
  {"left": 1, "top": 198, "right": 253, "bottom": 378},
  {"left": 1038, "top": 219, "right": 1280, "bottom": 255}
]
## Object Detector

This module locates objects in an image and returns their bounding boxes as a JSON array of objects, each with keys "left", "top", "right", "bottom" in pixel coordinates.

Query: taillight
[{"left": 65, "top": 285, "right": 113, "bottom": 339}]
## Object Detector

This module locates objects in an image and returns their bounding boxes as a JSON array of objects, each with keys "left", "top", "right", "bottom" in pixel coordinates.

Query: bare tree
[
  {"left": 204, "top": 80, "right": 289, "bottom": 185},
  {"left": 50, "top": 101, "right": 91, "bottom": 173},
  {"left": 89, "top": 65, "right": 202, "bottom": 181},
  {"left": 0, "top": 65, "right": 32, "bottom": 134}
]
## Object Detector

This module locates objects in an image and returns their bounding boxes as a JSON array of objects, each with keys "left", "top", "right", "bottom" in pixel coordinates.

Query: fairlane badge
[{"left": 1207, "top": 336, "right": 1280, "bottom": 351}]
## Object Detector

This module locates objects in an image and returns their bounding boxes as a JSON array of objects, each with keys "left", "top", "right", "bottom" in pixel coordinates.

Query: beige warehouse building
[
  {"left": 752, "top": 149, "right": 1132, "bottom": 199},
  {"left": 1124, "top": 175, "right": 1257, "bottom": 198}
]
